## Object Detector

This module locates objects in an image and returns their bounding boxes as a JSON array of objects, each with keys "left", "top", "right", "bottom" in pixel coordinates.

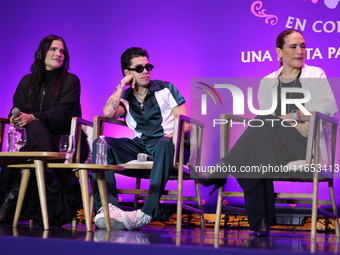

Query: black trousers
[
  {"left": 220, "top": 115, "right": 307, "bottom": 229},
  {"left": 92, "top": 136, "right": 190, "bottom": 220}
]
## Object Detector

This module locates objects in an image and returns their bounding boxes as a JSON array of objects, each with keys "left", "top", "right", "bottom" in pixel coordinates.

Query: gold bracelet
[{"left": 30, "top": 114, "right": 35, "bottom": 121}]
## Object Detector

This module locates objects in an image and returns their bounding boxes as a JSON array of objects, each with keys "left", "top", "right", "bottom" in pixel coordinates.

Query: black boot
[
  {"left": 0, "top": 178, "right": 20, "bottom": 223},
  {"left": 189, "top": 160, "right": 228, "bottom": 195}
]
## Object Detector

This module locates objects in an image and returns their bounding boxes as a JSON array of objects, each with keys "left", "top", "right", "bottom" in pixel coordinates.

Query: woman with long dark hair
[{"left": 0, "top": 35, "right": 89, "bottom": 226}]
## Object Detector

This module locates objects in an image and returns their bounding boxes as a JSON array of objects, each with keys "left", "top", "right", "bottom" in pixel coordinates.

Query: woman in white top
[{"left": 204, "top": 29, "right": 337, "bottom": 237}]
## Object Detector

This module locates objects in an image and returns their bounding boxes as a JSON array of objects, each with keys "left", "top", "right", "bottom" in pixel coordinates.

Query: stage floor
[{"left": 0, "top": 220, "right": 339, "bottom": 255}]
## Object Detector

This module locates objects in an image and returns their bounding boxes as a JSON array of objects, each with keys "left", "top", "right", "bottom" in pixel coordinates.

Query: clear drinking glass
[
  {"left": 59, "top": 134, "right": 75, "bottom": 163},
  {"left": 14, "top": 127, "right": 27, "bottom": 152}
]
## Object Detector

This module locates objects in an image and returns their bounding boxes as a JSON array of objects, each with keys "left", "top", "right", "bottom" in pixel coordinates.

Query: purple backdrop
[{"left": 1, "top": 0, "right": 339, "bottom": 212}]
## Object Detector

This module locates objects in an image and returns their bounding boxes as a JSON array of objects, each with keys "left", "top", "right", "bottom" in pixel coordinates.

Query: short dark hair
[{"left": 120, "top": 47, "right": 149, "bottom": 76}]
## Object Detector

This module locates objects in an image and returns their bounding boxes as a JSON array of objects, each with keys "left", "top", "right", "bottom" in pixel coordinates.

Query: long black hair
[{"left": 27, "top": 34, "right": 70, "bottom": 112}]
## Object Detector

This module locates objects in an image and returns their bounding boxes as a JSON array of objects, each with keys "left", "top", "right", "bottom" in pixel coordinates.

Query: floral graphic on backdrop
[
  {"left": 251, "top": 0, "right": 339, "bottom": 26},
  {"left": 250, "top": 1, "right": 278, "bottom": 25}
]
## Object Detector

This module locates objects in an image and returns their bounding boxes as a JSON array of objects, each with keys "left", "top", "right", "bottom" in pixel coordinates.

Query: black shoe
[
  {"left": 251, "top": 217, "right": 270, "bottom": 237},
  {"left": 0, "top": 168, "right": 22, "bottom": 223},
  {"left": 189, "top": 162, "right": 227, "bottom": 194},
  {"left": 0, "top": 183, "right": 20, "bottom": 223}
]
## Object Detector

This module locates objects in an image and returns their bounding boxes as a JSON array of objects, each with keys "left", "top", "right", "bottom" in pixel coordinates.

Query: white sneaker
[
  {"left": 120, "top": 209, "right": 152, "bottom": 230},
  {"left": 94, "top": 203, "right": 125, "bottom": 230}
]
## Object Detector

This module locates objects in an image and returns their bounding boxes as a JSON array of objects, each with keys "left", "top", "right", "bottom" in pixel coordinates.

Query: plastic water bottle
[
  {"left": 96, "top": 135, "right": 107, "bottom": 165},
  {"left": 7, "top": 127, "right": 17, "bottom": 152}
]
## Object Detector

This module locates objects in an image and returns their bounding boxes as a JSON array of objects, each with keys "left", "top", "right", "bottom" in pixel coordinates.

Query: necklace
[
  {"left": 133, "top": 95, "right": 145, "bottom": 110},
  {"left": 135, "top": 88, "right": 148, "bottom": 97},
  {"left": 133, "top": 93, "right": 146, "bottom": 101},
  {"left": 39, "top": 78, "right": 55, "bottom": 111},
  {"left": 133, "top": 89, "right": 148, "bottom": 110}
]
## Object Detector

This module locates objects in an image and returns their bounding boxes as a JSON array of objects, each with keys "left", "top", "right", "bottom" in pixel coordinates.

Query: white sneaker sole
[{"left": 95, "top": 217, "right": 125, "bottom": 230}]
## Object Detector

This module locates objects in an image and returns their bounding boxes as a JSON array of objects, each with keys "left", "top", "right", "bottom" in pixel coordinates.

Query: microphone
[{"left": 11, "top": 107, "right": 21, "bottom": 117}]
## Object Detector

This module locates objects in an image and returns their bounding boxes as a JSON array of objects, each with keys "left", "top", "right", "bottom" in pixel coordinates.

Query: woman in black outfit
[{"left": 0, "top": 34, "right": 89, "bottom": 226}]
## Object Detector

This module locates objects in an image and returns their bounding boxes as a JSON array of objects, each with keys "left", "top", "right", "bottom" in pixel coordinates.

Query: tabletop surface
[
  {"left": 0, "top": 151, "right": 65, "bottom": 161},
  {"left": 0, "top": 152, "right": 124, "bottom": 171},
  {"left": 45, "top": 163, "right": 124, "bottom": 171}
]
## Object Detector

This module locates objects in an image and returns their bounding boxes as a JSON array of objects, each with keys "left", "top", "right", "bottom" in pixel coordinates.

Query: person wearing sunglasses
[{"left": 92, "top": 47, "right": 189, "bottom": 230}]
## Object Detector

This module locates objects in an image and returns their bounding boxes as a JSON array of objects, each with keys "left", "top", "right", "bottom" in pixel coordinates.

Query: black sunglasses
[{"left": 126, "top": 63, "right": 154, "bottom": 73}]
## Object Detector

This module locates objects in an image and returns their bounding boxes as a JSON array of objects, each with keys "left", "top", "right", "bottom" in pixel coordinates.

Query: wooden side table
[
  {"left": 5, "top": 153, "right": 124, "bottom": 231},
  {"left": 0, "top": 152, "right": 66, "bottom": 230}
]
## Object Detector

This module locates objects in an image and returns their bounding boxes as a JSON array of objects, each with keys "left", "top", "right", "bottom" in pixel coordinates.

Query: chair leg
[
  {"left": 176, "top": 178, "right": 183, "bottom": 233},
  {"left": 71, "top": 216, "right": 77, "bottom": 229},
  {"left": 96, "top": 171, "right": 111, "bottom": 231},
  {"left": 90, "top": 193, "right": 94, "bottom": 219},
  {"left": 13, "top": 169, "right": 31, "bottom": 228},
  {"left": 133, "top": 177, "right": 141, "bottom": 209},
  {"left": 89, "top": 177, "right": 94, "bottom": 213},
  {"left": 78, "top": 169, "right": 92, "bottom": 232},
  {"left": 89, "top": 177, "right": 94, "bottom": 220},
  {"left": 195, "top": 181, "right": 205, "bottom": 231},
  {"left": 175, "top": 232, "right": 181, "bottom": 246},
  {"left": 214, "top": 187, "right": 223, "bottom": 235},
  {"left": 29, "top": 219, "right": 34, "bottom": 228},
  {"left": 328, "top": 180, "right": 340, "bottom": 237},
  {"left": 34, "top": 160, "right": 49, "bottom": 230},
  {"left": 311, "top": 176, "right": 319, "bottom": 239}
]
